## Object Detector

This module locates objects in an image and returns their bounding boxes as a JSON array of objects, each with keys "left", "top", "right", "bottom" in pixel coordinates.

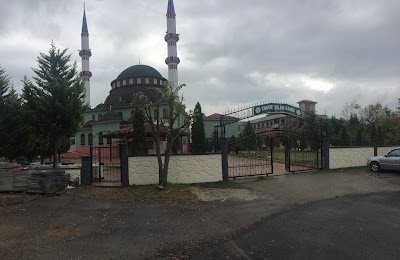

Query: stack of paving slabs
[
  {"left": 28, "top": 170, "right": 54, "bottom": 193},
  {"left": 52, "top": 170, "right": 70, "bottom": 188},
  {"left": 0, "top": 163, "right": 22, "bottom": 192},
  {"left": 12, "top": 171, "right": 29, "bottom": 191}
]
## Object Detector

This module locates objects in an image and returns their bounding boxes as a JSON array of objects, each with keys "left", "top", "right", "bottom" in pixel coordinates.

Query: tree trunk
[{"left": 160, "top": 136, "right": 175, "bottom": 186}]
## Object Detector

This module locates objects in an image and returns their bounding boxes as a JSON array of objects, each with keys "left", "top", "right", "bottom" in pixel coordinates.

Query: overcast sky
[{"left": 1, "top": 0, "right": 399, "bottom": 117}]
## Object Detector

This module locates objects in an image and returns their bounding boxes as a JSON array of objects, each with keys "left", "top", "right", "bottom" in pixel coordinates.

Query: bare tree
[{"left": 134, "top": 84, "right": 192, "bottom": 186}]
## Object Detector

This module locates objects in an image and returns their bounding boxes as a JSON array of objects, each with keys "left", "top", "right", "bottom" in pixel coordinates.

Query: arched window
[
  {"left": 80, "top": 133, "right": 85, "bottom": 145},
  {"left": 99, "top": 132, "right": 104, "bottom": 145},
  {"left": 123, "top": 80, "right": 126, "bottom": 86},
  {"left": 91, "top": 114, "right": 95, "bottom": 120},
  {"left": 163, "top": 108, "right": 168, "bottom": 119},
  {"left": 153, "top": 78, "right": 157, "bottom": 84},
  {"left": 159, "top": 80, "right": 163, "bottom": 86},
  {"left": 118, "top": 112, "right": 123, "bottom": 119},
  {"left": 145, "top": 78, "right": 149, "bottom": 84},
  {"left": 129, "top": 78, "right": 133, "bottom": 84},
  {"left": 153, "top": 109, "right": 159, "bottom": 119},
  {"left": 98, "top": 114, "right": 102, "bottom": 120},
  {"left": 117, "top": 81, "right": 120, "bottom": 87},
  {"left": 137, "top": 78, "right": 141, "bottom": 84},
  {"left": 88, "top": 133, "right": 93, "bottom": 145}
]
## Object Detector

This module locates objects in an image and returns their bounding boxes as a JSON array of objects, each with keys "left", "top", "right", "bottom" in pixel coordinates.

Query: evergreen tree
[
  {"left": 27, "top": 43, "right": 86, "bottom": 168},
  {"left": 0, "top": 66, "right": 10, "bottom": 107},
  {"left": 191, "top": 102, "right": 206, "bottom": 153},
  {"left": 339, "top": 127, "right": 351, "bottom": 146},
  {"left": 242, "top": 121, "right": 256, "bottom": 150},
  {"left": 131, "top": 108, "right": 148, "bottom": 155}
]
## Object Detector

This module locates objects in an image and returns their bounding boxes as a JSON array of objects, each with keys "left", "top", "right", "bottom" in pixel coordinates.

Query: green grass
[{"left": 234, "top": 150, "right": 322, "bottom": 167}]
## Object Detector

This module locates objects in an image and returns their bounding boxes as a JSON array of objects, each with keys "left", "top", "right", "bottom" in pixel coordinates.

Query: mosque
[{"left": 69, "top": 0, "right": 189, "bottom": 155}]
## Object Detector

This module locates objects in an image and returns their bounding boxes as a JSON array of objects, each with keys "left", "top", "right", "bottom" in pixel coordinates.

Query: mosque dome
[
  {"left": 116, "top": 65, "right": 163, "bottom": 80},
  {"left": 104, "top": 64, "right": 167, "bottom": 106}
]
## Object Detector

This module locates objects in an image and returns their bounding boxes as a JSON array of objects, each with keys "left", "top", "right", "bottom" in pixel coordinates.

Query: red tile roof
[
  {"left": 297, "top": 100, "right": 317, "bottom": 104},
  {"left": 204, "top": 113, "right": 239, "bottom": 121}
]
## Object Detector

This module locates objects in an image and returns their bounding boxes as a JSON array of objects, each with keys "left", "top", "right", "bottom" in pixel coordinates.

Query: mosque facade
[{"left": 70, "top": 0, "right": 189, "bottom": 155}]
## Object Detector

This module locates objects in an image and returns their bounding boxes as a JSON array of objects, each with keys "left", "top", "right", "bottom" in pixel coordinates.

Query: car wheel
[{"left": 370, "top": 161, "right": 381, "bottom": 172}]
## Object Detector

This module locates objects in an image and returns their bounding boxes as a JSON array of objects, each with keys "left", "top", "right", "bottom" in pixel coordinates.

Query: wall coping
[
  {"left": 128, "top": 153, "right": 220, "bottom": 158},
  {"left": 330, "top": 145, "right": 399, "bottom": 149}
]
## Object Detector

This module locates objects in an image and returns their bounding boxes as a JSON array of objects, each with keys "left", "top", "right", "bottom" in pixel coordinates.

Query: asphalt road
[
  {"left": 193, "top": 191, "right": 400, "bottom": 259},
  {"left": 1, "top": 169, "right": 400, "bottom": 259}
]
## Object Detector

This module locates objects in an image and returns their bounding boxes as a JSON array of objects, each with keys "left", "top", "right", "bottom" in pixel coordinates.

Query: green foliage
[
  {"left": 241, "top": 121, "right": 256, "bottom": 150},
  {"left": 0, "top": 66, "right": 11, "bottom": 106},
  {"left": 25, "top": 43, "right": 86, "bottom": 167},
  {"left": 191, "top": 102, "right": 206, "bottom": 153},
  {"left": 328, "top": 100, "right": 400, "bottom": 146},
  {"left": 339, "top": 127, "right": 351, "bottom": 146},
  {"left": 131, "top": 108, "right": 148, "bottom": 155}
]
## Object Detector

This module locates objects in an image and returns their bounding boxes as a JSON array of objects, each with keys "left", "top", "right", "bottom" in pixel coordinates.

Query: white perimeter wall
[
  {"left": 329, "top": 146, "right": 398, "bottom": 169},
  {"left": 129, "top": 154, "right": 222, "bottom": 185}
]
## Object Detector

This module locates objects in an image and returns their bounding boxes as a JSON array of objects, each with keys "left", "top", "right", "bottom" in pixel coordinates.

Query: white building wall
[
  {"left": 329, "top": 146, "right": 398, "bottom": 169},
  {"left": 128, "top": 154, "right": 222, "bottom": 185}
]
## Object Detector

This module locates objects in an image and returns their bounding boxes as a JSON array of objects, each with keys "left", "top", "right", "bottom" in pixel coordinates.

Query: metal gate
[
  {"left": 90, "top": 145, "right": 122, "bottom": 182},
  {"left": 227, "top": 129, "right": 323, "bottom": 178},
  {"left": 228, "top": 133, "right": 273, "bottom": 178}
]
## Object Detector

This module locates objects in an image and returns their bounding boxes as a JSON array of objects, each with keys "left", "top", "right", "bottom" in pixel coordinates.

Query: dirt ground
[{"left": 1, "top": 167, "right": 400, "bottom": 259}]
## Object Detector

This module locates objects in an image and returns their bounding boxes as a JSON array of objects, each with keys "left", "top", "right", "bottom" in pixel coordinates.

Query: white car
[{"left": 367, "top": 147, "right": 400, "bottom": 172}]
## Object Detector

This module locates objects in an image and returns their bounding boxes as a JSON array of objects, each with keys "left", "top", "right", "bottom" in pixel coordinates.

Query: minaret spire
[
  {"left": 79, "top": 5, "right": 92, "bottom": 107},
  {"left": 165, "top": 0, "right": 180, "bottom": 90}
]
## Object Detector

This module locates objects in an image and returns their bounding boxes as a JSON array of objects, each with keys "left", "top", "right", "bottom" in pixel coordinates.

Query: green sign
[{"left": 253, "top": 103, "right": 302, "bottom": 117}]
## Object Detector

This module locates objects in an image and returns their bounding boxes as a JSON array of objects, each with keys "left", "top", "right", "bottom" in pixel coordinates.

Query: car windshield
[{"left": 388, "top": 149, "right": 400, "bottom": 157}]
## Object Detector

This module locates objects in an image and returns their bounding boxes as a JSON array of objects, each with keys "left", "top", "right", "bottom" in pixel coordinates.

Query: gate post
[
  {"left": 221, "top": 138, "right": 229, "bottom": 182},
  {"left": 120, "top": 143, "right": 129, "bottom": 187},
  {"left": 81, "top": 156, "right": 92, "bottom": 186},
  {"left": 323, "top": 137, "right": 330, "bottom": 170}
]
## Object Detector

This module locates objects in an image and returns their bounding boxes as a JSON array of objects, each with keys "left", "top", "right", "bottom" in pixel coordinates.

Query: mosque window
[
  {"left": 91, "top": 114, "right": 95, "bottom": 120},
  {"left": 154, "top": 79, "right": 157, "bottom": 84},
  {"left": 145, "top": 78, "right": 149, "bottom": 84},
  {"left": 118, "top": 112, "right": 123, "bottom": 119},
  {"left": 123, "top": 80, "right": 126, "bottom": 86},
  {"left": 137, "top": 78, "right": 141, "bottom": 84},
  {"left": 99, "top": 132, "right": 104, "bottom": 145},
  {"left": 80, "top": 134, "right": 85, "bottom": 145},
  {"left": 88, "top": 133, "right": 93, "bottom": 145},
  {"left": 163, "top": 108, "right": 168, "bottom": 119},
  {"left": 159, "top": 81, "right": 163, "bottom": 86},
  {"left": 117, "top": 81, "right": 120, "bottom": 87},
  {"left": 98, "top": 114, "right": 103, "bottom": 120},
  {"left": 129, "top": 78, "right": 133, "bottom": 84}
]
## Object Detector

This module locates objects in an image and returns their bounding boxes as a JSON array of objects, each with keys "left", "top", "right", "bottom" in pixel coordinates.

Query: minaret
[
  {"left": 79, "top": 6, "right": 92, "bottom": 106},
  {"left": 165, "top": 0, "right": 180, "bottom": 90}
]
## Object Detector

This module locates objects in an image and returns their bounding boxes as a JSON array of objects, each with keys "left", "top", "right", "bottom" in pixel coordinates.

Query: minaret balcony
[
  {"left": 79, "top": 49, "right": 92, "bottom": 57},
  {"left": 80, "top": 71, "right": 92, "bottom": 78},
  {"left": 164, "top": 33, "right": 179, "bottom": 42},
  {"left": 165, "top": 56, "right": 180, "bottom": 65}
]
